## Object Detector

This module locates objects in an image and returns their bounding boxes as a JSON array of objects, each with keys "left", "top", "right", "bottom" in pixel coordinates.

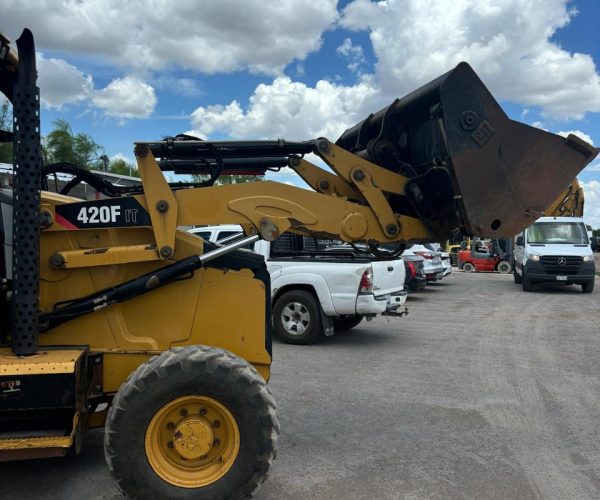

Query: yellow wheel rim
[{"left": 145, "top": 395, "right": 240, "bottom": 488}]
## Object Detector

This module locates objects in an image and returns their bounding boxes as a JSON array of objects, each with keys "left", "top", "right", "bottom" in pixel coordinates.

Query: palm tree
[{"left": 44, "top": 119, "right": 104, "bottom": 169}]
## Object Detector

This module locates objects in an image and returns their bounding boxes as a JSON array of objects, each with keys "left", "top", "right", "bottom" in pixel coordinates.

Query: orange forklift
[{"left": 457, "top": 237, "right": 512, "bottom": 273}]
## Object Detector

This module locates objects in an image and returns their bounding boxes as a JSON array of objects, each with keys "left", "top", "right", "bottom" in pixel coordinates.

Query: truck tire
[
  {"left": 513, "top": 268, "right": 522, "bottom": 284},
  {"left": 105, "top": 346, "right": 279, "bottom": 500},
  {"left": 333, "top": 315, "right": 363, "bottom": 331},
  {"left": 462, "top": 262, "right": 475, "bottom": 272},
  {"left": 496, "top": 260, "right": 512, "bottom": 274},
  {"left": 522, "top": 270, "right": 533, "bottom": 291},
  {"left": 582, "top": 281, "right": 594, "bottom": 293},
  {"left": 273, "top": 290, "right": 322, "bottom": 344}
]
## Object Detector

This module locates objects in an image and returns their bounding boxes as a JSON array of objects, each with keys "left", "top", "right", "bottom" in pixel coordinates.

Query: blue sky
[{"left": 3, "top": 0, "right": 600, "bottom": 226}]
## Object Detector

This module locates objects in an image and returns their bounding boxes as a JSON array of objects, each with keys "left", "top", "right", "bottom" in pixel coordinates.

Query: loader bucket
[{"left": 336, "top": 62, "right": 599, "bottom": 238}]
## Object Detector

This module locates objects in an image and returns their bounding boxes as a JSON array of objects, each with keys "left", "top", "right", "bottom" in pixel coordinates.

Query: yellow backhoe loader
[{"left": 0, "top": 29, "right": 597, "bottom": 499}]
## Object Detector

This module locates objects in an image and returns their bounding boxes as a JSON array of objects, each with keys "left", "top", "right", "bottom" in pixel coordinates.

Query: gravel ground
[{"left": 1, "top": 271, "right": 598, "bottom": 499}]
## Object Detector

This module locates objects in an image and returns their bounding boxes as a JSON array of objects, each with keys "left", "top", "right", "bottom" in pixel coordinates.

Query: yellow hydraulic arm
[{"left": 543, "top": 179, "right": 584, "bottom": 217}]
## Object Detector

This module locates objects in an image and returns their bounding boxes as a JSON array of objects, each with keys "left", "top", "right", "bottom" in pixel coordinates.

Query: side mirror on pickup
[{"left": 516, "top": 235, "right": 524, "bottom": 246}]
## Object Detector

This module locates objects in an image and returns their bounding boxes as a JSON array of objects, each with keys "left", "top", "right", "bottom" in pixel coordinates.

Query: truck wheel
[
  {"left": 333, "top": 315, "right": 363, "bottom": 331},
  {"left": 273, "top": 290, "right": 322, "bottom": 344},
  {"left": 462, "top": 262, "right": 475, "bottom": 272},
  {"left": 582, "top": 281, "right": 594, "bottom": 293},
  {"left": 514, "top": 268, "right": 522, "bottom": 284},
  {"left": 105, "top": 346, "right": 279, "bottom": 500},
  {"left": 522, "top": 271, "right": 533, "bottom": 291},
  {"left": 496, "top": 261, "right": 512, "bottom": 274}
]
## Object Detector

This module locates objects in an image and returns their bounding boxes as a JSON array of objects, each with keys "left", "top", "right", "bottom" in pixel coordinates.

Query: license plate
[{"left": 556, "top": 275, "right": 568, "bottom": 281}]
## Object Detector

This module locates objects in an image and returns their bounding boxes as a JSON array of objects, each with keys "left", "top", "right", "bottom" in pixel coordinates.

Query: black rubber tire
[
  {"left": 582, "top": 281, "right": 594, "bottom": 293},
  {"left": 273, "top": 290, "right": 322, "bottom": 345},
  {"left": 333, "top": 315, "right": 363, "bottom": 331},
  {"left": 104, "top": 346, "right": 279, "bottom": 500},
  {"left": 522, "top": 270, "right": 533, "bottom": 292},
  {"left": 514, "top": 268, "right": 523, "bottom": 284},
  {"left": 496, "top": 260, "right": 512, "bottom": 274},
  {"left": 462, "top": 262, "right": 475, "bottom": 273}
]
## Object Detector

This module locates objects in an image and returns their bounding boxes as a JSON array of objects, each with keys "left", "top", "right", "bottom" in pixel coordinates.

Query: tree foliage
[
  {"left": 43, "top": 119, "right": 104, "bottom": 169},
  {"left": 0, "top": 98, "right": 11, "bottom": 164},
  {"left": 191, "top": 174, "right": 264, "bottom": 185},
  {"left": 109, "top": 157, "right": 139, "bottom": 177}
]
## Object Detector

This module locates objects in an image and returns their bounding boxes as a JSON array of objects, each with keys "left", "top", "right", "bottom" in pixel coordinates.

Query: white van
[{"left": 513, "top": 216, "right": 595, "bottom": 293}]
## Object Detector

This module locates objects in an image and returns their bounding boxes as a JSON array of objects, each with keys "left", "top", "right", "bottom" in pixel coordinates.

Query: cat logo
[{"left": 1, "top": 379, "right": 21, "bottom": 395}]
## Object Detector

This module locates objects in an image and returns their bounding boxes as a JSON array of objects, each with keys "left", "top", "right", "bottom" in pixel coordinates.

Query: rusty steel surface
[
  {"left": 336, "top": 62, "right": 598, "bottom": 239},
  {"left": 438, "top": 63, "right": 597, "bottom": 237}
]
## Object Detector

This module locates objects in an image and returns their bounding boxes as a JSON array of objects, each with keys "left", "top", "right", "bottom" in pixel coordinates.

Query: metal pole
[{"left": 199, "top": 234, "right": 260, "bottom": 265}]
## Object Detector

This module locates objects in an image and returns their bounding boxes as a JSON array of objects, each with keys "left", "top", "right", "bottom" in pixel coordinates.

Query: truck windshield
[{"left": 527, "top": 222, "right": 588, "bottom": 244}]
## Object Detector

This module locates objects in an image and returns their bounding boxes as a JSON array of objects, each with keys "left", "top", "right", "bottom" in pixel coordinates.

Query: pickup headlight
[
  {"left": 583, "top": 255, "right": 594, "bottom": 262},
  {"left": 526, "top": 253, "right": 540, "bottom": 261}
]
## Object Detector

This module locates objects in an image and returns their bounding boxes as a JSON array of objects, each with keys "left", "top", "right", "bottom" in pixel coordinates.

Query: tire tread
[{"left": 104, "top": 346, "right": 279, "bottom": 499}]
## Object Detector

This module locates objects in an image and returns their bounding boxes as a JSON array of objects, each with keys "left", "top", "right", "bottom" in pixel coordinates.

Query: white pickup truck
[{"left": 190, "top": 225, "right": 407, "bottom": 344}]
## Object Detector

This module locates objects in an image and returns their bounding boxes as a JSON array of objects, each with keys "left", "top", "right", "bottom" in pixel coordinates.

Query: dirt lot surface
[{"left": 1, "top": 271, "right": 598, "bottom": 499}]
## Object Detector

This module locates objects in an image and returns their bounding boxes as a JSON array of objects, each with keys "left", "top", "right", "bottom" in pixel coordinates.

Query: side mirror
[
  {"left": 460, "top": 241, "right": 467, "bottom": 250},
  {"left": 516, "top": 235, "right": 524, "bottom": 246}
]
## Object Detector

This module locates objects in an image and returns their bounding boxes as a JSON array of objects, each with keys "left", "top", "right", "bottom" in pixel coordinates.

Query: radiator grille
[{"left": 540, "top": 255, "right": 582, "bottom": 274}]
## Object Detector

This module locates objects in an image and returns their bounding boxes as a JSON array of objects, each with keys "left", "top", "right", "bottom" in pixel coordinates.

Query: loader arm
[
  {"left": 45, "top": 131, "right": 597, "bottom": 271},
  {"left": 543, "top": 179, "right": 584, "bottom": 217}
]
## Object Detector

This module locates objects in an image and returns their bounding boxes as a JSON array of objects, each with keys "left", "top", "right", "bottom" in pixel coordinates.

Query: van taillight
[
  {"left": 359, "top": 268, "right": 373, "bottom": 293},
  {"left": 408, "top": 261, "right": 416, "bottom": 277}
]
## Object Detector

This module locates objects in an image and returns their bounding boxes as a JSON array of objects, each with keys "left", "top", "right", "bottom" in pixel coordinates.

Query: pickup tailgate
[{"left": 371, "top": 258, "right": 405, "bottom": 296}]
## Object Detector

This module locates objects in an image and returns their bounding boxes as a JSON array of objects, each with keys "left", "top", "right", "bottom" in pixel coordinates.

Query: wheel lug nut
[
  {"left": 174, "top": 431, "right": 182, "bottom": 439},
  {"left": 180, "top": 408, "right": 188, "bottom": 416},
  {"left": 213, "top": 438, "right": 221, "bottom": 446},
  {"left": 199, "top": 408, "right": 207, "bottom": 416},
  {"left": 216, "top": 456, "right": 223, "bottom": 463},
  {"left": 167, "top": 441, "right": 174, "bottom": 449},
  {"left": 167, "top": 422, "right": 175, "bottom": 430},
  {"left": 213, "top": 420, "right": 220, "bottom": 428}
]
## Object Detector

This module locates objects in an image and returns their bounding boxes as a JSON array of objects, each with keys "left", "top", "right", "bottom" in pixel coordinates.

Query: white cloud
[
  {"left": 92, "top": 77, "right": 157, "bottom": 119},
  {"left": 584, "top": 158, "right": 600, "bottom": 172},
  {"left": 556, "top": 130, "right": 594, "bottom": 146},
  {"left": 336, "top": 38, "right": 366, "bottom": 74},
  {"left": 37, "top": 53, "right": 93, "bottom": 108},
  {"left": 109, "top": 153, "right": 134, "bottom": 164},
  {"left": 580, "top": 180, "right": 600, "bottom": 229},
  {"left": 340, "top": 0, "right": 600, "bottom": 120},
  {"left": 188, "top": 0, "right": 600, "bottom": 145},
  {"left": 4, "top": 0, "right": 338, "bottom": 75},
  {"left": 182, "top": 129, "right": 208, "bottom": 141},
  {"left": 190, "top": 76, "right": 378, "bottom": 140},
  {"left": 35, "top": 53, "right": 157, "bottom": 119},
  {"left": 153, "top": 76, "right": 202, "bottom": 97}
]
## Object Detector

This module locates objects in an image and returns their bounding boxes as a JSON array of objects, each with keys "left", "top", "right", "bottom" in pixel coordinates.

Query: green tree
[
  {"left": 0, "top": 98, "right": 11, "bottom": 164},
  {"left": 191, "top": 174, "right": 264, "bottom": 185},
  {"left": 44, "top": 119, "right": 104, "bottom": 169},
  {"left": 109, "top": 157, "right": 139, "bottom": 177}
]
